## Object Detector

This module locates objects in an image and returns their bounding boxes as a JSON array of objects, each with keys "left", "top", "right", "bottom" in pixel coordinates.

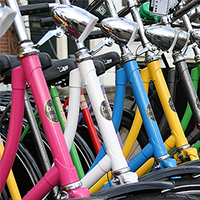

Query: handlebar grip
[
  {"left": 40, "top": 17, "right": 55, "bottom": 28},
  {"left": 172, "top": 0, "right": 200, "bottom": 21},
  {"left": 19, "top": 3, "right": 51, "bottom": 15},
  {"left": 118, "top": 6, "right": 130, "bottom": 17},
  {"left": 187, "top": 128, "right": 200, "bottom": 145}
]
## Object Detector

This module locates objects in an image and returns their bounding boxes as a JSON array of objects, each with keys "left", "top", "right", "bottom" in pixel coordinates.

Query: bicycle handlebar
[
  {"left": 19, "top": 3, "right": 56, "bottom": 16},
  {"left": 171, "top": 0, "right": 200, "bottom": 22}
]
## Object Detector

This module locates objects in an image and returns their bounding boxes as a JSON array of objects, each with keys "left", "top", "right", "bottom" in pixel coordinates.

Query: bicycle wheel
[
  {"left": 22, "top": 123, "right": 96, "bottom": 174},
  {"left": 0, "top": 132, "right": 42, "bottom": 198},
  {"left": 0, "top": 90, "right": 96, "bottom": 175},
  {"left": 110, "top": 103, "right": 148, "bottom": 161},
  {"left": 74, "top": 131, "right": 96, "bottom": 173}
]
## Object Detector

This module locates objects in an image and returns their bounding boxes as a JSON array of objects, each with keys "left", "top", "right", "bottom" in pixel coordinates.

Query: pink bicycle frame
[
  {"left": 0, "top": 1, "right": 90, "bottom": 197},
  {"left": 0, "top": 53, "right": 90, "bottom": 199}
]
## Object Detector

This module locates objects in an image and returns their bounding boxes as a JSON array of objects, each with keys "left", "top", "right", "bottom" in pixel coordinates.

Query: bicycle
[{"left": 0, "top": 0, "right": 92, "bottom": 198}]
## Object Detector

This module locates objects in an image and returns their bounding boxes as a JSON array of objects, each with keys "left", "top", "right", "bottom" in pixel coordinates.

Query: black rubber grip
[
  {"left": 40, "top": 17, "right": 55, "bottom": 28},
  {"left": 187, "top": 128, "right": 200, "bottom": 145},
  {"left": 19, "top": 3, "right": 50, "bottom": 15},
  {"left": 118, "top": 6, "right": 130, "bottom": 17}
]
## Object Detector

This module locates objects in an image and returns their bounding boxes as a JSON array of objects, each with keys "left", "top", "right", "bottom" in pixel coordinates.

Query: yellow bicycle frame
[
  {"left": 0, "top": 136, "right": 21, "bottom": 200},
  {"left": 125, "top": 60, "right": 198, "bottom": 176}
]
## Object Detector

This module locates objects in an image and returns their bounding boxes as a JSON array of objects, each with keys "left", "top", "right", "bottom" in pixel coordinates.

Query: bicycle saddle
[
  {"left": 0, "top": 54, "right": 12, "bottom": 74},
  {"left": 0, "top": 52, "right": 52, "bottom": 84},
  {"left": 145, "top": 25, "right": 189, "bottom": 52},
  {"left": 44, "top": 51, "right": 120, "bottom": 87}
]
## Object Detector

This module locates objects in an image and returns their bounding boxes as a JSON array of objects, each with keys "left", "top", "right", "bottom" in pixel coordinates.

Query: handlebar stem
[
  {"left": 104, "top": 0, "right": 118, "bottom": 17},
  {"left": 128, "top": 1, "right": 150, "bottom": 47},
  {"left": 5, "top": 0, "right": 29, "bottom": 42},
  {"left": 59, "top": 0, "right": 71, "bottom": 5}
]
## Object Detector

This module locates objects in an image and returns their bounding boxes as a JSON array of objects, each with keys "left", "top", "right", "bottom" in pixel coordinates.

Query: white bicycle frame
[
  {"left": 42, "top": 2, "right": 138, "bottom": 189},
  {"left": 64, "top": 58, "right": 138, "bottom": 188}
]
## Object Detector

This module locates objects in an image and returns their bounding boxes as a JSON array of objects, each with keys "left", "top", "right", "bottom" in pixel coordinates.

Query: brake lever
[
  {"left": 89, "top": 37, "right": 114, "bottom": 55},
  {"left": 35, "top": 26, "right": 64, "bottom": 48}
]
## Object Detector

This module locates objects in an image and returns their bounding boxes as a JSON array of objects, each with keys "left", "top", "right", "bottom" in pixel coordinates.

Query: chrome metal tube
[
  {"left": 5, "top": 0, "right": 29, "bottom": 42},
  {"left": 104, "top": 0, "right": 118, "bottom": 17}
]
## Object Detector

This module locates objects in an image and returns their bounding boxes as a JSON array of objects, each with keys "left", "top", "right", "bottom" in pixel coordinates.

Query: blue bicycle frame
[{"left": 87, "top": 54, "right": 177, "bottom": 189}]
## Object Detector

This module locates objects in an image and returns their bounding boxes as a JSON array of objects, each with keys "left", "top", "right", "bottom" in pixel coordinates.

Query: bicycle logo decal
[
  {"left": 168, "top": 97, "right": 176, "bottom": 112},
  {"left": 196, "top": 98, "right": 200, "bottom": 109},
  {"left": 44, "top": 99, "right": 59, "bottom": 123},
  {"left": 57, "top": 65, "right": 69, "bottom": 73},
  {"left": 100, "top": 100, "right": 112, "bottom": 120},
  {"left": 146, "top": 104, "right": 156, "bottom": 121}
]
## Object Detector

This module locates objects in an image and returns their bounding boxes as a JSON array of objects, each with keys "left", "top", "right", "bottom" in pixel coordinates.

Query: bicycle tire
[
  {"left": 92, "top": 181, "right": 200, "bottom": 200},
  {"left": 139, "top": 164, "right": 200, "bottom": 197},
  {"left": 112, "top": 192, "right": 200, "bottom": 200}
]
